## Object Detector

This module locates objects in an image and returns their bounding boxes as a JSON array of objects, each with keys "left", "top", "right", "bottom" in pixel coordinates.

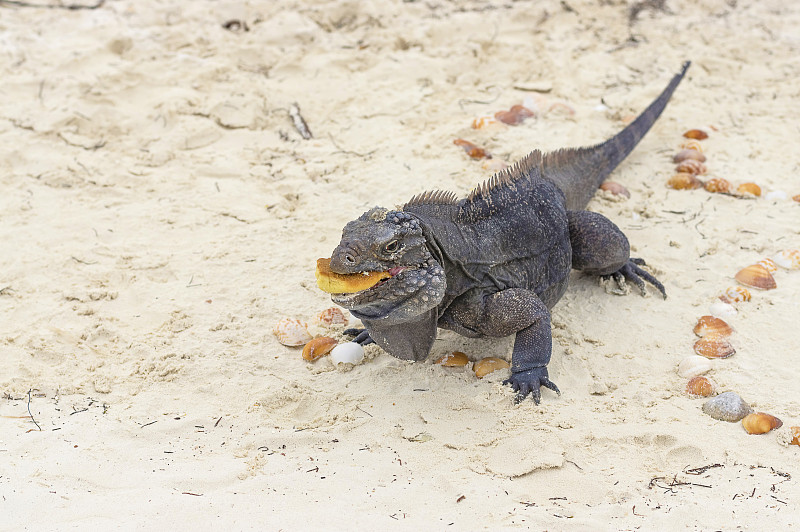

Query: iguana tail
[{"left": 544, "top": 61, "right": 691, "bottom": 211}]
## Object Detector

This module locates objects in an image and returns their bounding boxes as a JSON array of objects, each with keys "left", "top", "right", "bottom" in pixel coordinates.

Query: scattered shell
[
  {"left": 693, "top": 315, "right": 733, "bottom": 338},
  {"left": 677, "top": 355, "right": 713, "bottom": 378},
  {"left": 790, "top": 426, "right": 800, "bottom": 446},
  {"left": 330, "top": 342, "right": 365, "bottom": 365},
  {"left": 482, "top": 159, "right": 509, "bottom": 173},
  {"left": 673, "top": 149, "right": 707, "bottom": 163},
  {"left": 704, "top": 177, "right": 732, "bottom": 194},
  {"left": 686, "top": 375, "right": 717, "bottom": 398},
  {"left": 599, "top": 181, "right": 630, "bottom": 199},
  {"left": 773, "top": 249, "right": 800, "bottom": 270},
  {"left": 709, "top": 301, "right": 737, "bottom": 319},
  {"left": 794, "top": 194, "right": 800, "bottom": 203},
  {"left": 755, "top": 258, "right": 777, "bottom": 274},
  {"left": 676, "top": 160, "right": 707, "bottom": 175},
  {"left": 471, "top": 115, "right": 499, "bottom": 129},
  {"left": 719, "top": 286, "right": 751, "bottom": 304},
  {"left": 302, "top": 337, "right": 338, "bottom": 361},
  {"left": 683, "top": 129, "right": 709, "bottom": 140},
  {"left": 667, "top": 173, "right": 704, "bottom": 190},
  {"left": 694, "top": 337, "right": 735, "bottom": 359},
  {"left": 765, "top": 190, "right": 788, "bottom": 201},
  {"left": 435, "top": 351, "right": 470, "bottom": 367},
  {"left": 473, "top": 357, "right": 510, "bottom": 378},
  {"left": 454, "top": 138, "right": 491, "bottom": 160},
  {"left": 273, "top": 318, "right": 312, "bottom": 346},
  {"left": 315, "top": 307, "right": 348, "bottom": 327},
  {"left": 742, "top": 412, "right": 783, "bottom": 435},
  {"left": 680, "top": 140, "right": 703, "bottom": 152},
  {"left": 735, "top": 182, "right": 761, "bottom": 197},
  {"left": 702, "top": 391, "right": 753, "bottom": 422},
  {"left": 494, "top": 105, "right": 536, "bottom": 125},
  {"left": 734, "top": 263, "right": 777, "bottom": 290}
]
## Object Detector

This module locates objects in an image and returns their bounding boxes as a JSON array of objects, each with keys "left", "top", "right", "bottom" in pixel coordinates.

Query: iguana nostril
[{"left": 345, "top": 254, "right": 355, "bottom": 264}]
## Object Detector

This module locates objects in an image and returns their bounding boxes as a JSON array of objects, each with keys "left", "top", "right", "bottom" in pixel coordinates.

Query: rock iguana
[{"left": 317, "top": 62, "right": 690, "bottom": 403}]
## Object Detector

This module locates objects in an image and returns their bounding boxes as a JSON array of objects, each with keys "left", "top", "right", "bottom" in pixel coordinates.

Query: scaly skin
[{"left": 324, "top": 62, "right": 690, "bottom": 403}]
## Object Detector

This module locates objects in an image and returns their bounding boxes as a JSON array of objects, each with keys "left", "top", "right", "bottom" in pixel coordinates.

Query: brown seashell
[
  {"left": 683, "top": 129, "right": 709, "bottom": 140},
  {"left": 790, "top": 426, "right": 800, "bottom": 446},
  {"left": 773, "top": 249, "right": 800, "bottom": 270},
  {"left": 667, "top": 173, "right": 704, "bottom": 190},
  {"left": 686, "top": 375, "right": 717, "bottom": 398},
  {"left": 693, "top": 315, "right": 733, "bottom": 338},
  {"left": 741, "top": 412, "right": 783, "bottom": 435},
  {"left": 453, "top": 138, "right": 491, "bottom": 160},
  {"left": 435, "top": 351, "right": 470, "bottom": 367},
  {"left": 794, "top": 194, "right": 800, "bottom": 203},
  {"left": 734, "top": 264, "right": 777, "bottom": 290},
  {"left": 316, "top": 307, "right": 348, "bottom": 327},
  {"left": 719, "top": 286, "right": 751, "bottom": 304},
  {"left": 736, "top": 182, "right": 761, "bottom": 197},
  {"left": 680, "top": 140, "right": 703, "bottom": 152},
  {"left": 494, "top": 105, "right": 536, "bottom": 125},
  {"left": 673, "top": 149, "right": 707, "bottom": 163},
  {"left": 676, "top": 159, "right": 707, "bottom": 175},
  {"left": 302, "top": 337, "right": 338, "bottom": 361},
  {"left": 273, "top": 318, "right": 313, "bottom": 346},
  {"left": 473, "top": 357, "right": 510, "bottom": 378},
  {"left": 704, "top": 177, "right": 732, "bottom": 194},
  {"left": 599, "top": 181, "right": 630, "bottom": 198},
  {"left": 694, "top": 337, "right": 735, "bottom": 359}
]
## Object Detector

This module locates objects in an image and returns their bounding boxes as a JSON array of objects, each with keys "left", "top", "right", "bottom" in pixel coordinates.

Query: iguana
[{"left": 317, "top": 62, "right": 690, "bottom": 403}]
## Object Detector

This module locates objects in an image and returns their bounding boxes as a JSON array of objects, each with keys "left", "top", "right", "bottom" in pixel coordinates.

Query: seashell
[
  {"left": 453, "top": 138, "right": 491, "bottom": 160},
  {"left": 676, "top": 160, "right": 707, "bottom": 175},
  {"left": 719, "top": 286, "right": 751, "bottom": 304},
  {"left": 329, "top": 342, "right": 365, "bottom": 365},
  {"left": 680, "top": 140, "right": 703, "bottom": 152},
  {"left": 315, "top": 307, "right": 348, "bottom": 327},
  {"left": 599, "top": 181, "right": 630, "bottom": 199},
  {"left": 741, "top": 412, "right": 783, "bottom": 435},
  {"left": 773, "top": 249, "right": 800, "bottom": 270},
  {"left": 686, "top": 376, "right": 717, "bottom": 398},
  {"left": 794, "top": 194, "right": 800, "bottom": 203},
  {"left": 494, "top": 105, "right": 536, "bottom": 125},
  {"left": 703, "top": 177, "right": 732, "bottom": 194},
  {"left": 473, "top": 357, "right": 510, "bottom": 378},
  {"left": 734, "top": 263, "right": 777, "bottom": 290},
  {"left": 765, "top": 190, "right": 788, "bottom": 201},
  {"left": 683, "top": 129, "right": 709, "bottom": 140},
  {"left": 482, "top": 159, "right": 509, "bottom": 173},
  {"left": 673, "top": 149, "right": 707, "bottom": 163},
  {"left": 702, "top": 391, "right": 753, "bottom": 422},
  {"left": 790, "top": 426, "right": 800, "bottom": 446},
  {"left": 754, "top": 258, "right": 777, "bottom": 274},
  {"left": 693, "top": 315, "right": 733, "bottom": 338},
  {"left": 709, "top": 300, "right": 737, "bottom": 319},
  {"left": 676, "top": 355, "right": 713, "bottom": 378},
  {"left": 735, "top": 182, "right": 761, "bottom": 197},
  {"left": 471, "top": 115, "right": 499, "bottom": 129},
  {"left": 694, "top": 337, "right": 735, "bottom": 359},
  {"left": 273, "top": 318, "right": 313, "bottom": 346},
  {"left": 302, "top": 337, "right": 338, "bottom": 361},
  {"left": 435, "top": 351, "right": 469, "bottom": 367},
  {"left": 667, "top": 173, "right": 704, "bottom": 190}
]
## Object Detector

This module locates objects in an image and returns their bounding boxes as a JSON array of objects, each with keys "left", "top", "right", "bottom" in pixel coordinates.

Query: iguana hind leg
[{"left": 568, "top": 210, "right": 666, "bottom": 298}]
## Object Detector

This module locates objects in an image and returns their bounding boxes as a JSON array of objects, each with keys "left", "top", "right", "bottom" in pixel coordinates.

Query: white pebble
[
  {"left": 764, "top": 190, "right": 788, "bottom": 201},
  {"left": 709, "top": 301, "right": 737, "bottom": 319},
  {"left": 330, "top": 342, "right": 365, "bottom": 365}
]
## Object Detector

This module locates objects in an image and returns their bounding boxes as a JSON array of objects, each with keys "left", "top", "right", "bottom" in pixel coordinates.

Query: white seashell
[
  {"left": 273, "top": 318, "right": 312, "bottom": 346},
  {"left": 773, "top": 249, "right": 800, "bottom": 270},
  {"left": 709, "top": 301, "right": 737, "bottom": 319},
  {"left": 764, "top": 190, "right": 788, "bottom": 201},
  {"left": 677, "top": 355, "right": 713, "bottom": 378},
  {"left": 329, "top": 342, "right": 365, "bottom": 365}
]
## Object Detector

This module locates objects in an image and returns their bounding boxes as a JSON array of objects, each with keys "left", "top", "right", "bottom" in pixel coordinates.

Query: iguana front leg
[
  {"left": 476, "top": 289, "right": 560, "bottom": 404},
  {"left": 568, "top": 210, "right": 666, "bottom": 298}
]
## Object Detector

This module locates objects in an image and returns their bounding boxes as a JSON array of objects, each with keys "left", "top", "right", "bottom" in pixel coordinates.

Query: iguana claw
[
  {"left": 604, "top": 258, "right": 667, "bottom": 299},
  {"left": 343, "top": 328, "right": 375, "bottom": 346},
  {"left": 503, "top": 367, "right": 561, "bottom": 405}
]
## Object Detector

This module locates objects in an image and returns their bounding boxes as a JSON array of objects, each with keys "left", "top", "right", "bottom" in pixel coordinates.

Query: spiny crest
[
  {"left": 465, "top": 150, "right": 543, "bottom": 204},
  {"left": 403, "top": 189, "right": 459, "bottom": 209}
]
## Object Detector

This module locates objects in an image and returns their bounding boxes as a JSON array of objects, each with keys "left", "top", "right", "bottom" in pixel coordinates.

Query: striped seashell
[{"left": 273, "top": 318, "right": 312, "bottom": 346}]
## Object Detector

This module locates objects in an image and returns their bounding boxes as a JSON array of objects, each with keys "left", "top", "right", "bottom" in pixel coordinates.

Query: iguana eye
[{"left": 384, "top": 240, "right": 400, "bottom": 253}]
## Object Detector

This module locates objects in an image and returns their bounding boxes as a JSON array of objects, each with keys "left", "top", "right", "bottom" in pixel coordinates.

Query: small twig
[
  {"left": 140, "top": 420, "right": 157, "bottom": 428},
  {"left": 0, "top": 0, "right": 104, "bottom": 9},
  {"left": 289, "top": 103, "right": 312, "bottom": 140},
  {"left": 26, "top": 389, "right": 41, "bottom": 431},
  {"left": 685, "top": 463, "right": 724, "bottom": 475},
  {"left": 214, "top": 416, "right": 222, "bottom": 428},
  {"left": 356, "top": 406, "right": 373, "bottom": 418}
]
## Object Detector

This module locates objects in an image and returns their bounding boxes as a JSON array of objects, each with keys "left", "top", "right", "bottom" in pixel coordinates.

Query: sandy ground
[{"left": 1, "top": 0, "right": 799, "bottom": 529}]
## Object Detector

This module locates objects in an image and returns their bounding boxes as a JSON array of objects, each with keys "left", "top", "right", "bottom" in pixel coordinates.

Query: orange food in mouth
[{"left": 315, "top": 258, "right": 391, "bottom": 294}]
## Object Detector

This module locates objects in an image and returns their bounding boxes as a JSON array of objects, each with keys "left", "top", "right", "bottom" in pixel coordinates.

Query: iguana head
[{"left": 323, "top": 207, "right": 446, "bottom": 323}]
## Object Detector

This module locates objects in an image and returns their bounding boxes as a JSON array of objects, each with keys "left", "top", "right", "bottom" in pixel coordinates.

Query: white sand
[{"left": 1, "top": 0, "right": 799, "bottom": 528}]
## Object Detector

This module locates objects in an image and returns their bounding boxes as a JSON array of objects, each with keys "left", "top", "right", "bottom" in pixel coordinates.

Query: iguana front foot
[
  {"left": 504, "top": 367, "right": 561, "bottom": 405},
  {"left": 343, "top": 328, "right": 374, "bottom": 346},
  {"left": 604, "top": 258, "right": 666, "bottom": 299}
]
